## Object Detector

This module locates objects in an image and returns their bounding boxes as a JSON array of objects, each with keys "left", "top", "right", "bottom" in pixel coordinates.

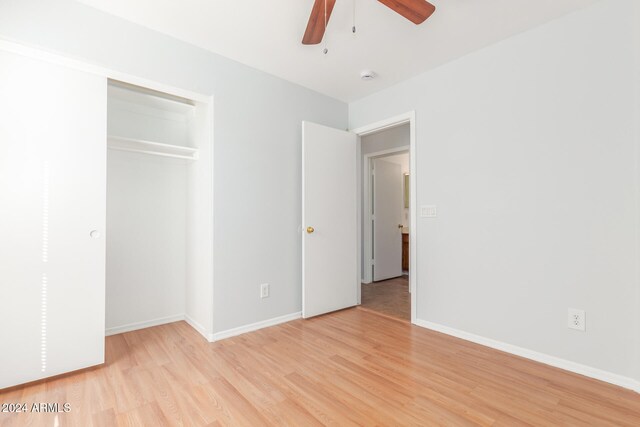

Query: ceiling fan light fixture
[{"left": 360, "top": 70, "right": 376, "bottom": 81}]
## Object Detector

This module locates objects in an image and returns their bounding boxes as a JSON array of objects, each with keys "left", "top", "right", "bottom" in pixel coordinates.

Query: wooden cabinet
[{"left": 402, "top": 232, "right": 409, "bottom": 271}]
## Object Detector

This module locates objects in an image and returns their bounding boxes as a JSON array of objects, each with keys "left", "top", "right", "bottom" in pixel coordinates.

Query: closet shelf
[{"left": 107, "top": 136, "right": 199, "bottom": 160}]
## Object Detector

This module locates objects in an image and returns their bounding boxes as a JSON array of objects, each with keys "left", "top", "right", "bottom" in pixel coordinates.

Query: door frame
[
  {"left": 351, "top": 111, "right": 417, "bottom": 324},
  {"left": 362, "top": 146, "right": 410, "bottom": 284}
]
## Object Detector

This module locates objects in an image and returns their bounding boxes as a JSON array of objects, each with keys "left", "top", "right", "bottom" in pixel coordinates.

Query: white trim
[
  {"left": 185, "top": 94, "right": 215, "bottom": 343},
  {"left": 362, "top": 147, "right": 411, "bottom": 157},
  {"left": 205, "top": 96, "right": 216, "bottom": 342},
  {"left": 351, "top": 112, "right": 412, "bottom": 137},
  {"left": 362, "top": 145, "right": 410, "bottom": 284},
  {"left": 634, "top": 0, "right": 640, "bottom": 387},
  {"left": 105, "top": 314, "right": 215, "bottom": 342},
  {"left": 415, "top": 319, "right": 640, "bottom": 393},
  {"left": 301, "top": 123, "right": 308, "bottom": 317},
  {"left": 185, "top": 314, "right": 215, "bottom": 342},
  {"left": 356, "top": 131, "right": 362, "bottom": 303},
  {"left": 212, "top": 312, "right": 302, "bottom": 342},
  {"left": 351, "top": 111, "right": 417, "bottom": 325},
  {"left": 105, "top": 314, "right": 185, "bottom": 336}
]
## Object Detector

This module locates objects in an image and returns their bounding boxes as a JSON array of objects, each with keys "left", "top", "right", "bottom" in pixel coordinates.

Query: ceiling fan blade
[
  {"left": 377, "top": 0, "right": 436, "bottom": 24},
  {"left": 302, "top": 0, "right": 337, "bottom": 45}
]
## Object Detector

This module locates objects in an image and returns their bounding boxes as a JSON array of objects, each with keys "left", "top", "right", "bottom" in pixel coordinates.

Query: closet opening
[{"left": 105, "top": 79, "right": 213, "bottom": 341}]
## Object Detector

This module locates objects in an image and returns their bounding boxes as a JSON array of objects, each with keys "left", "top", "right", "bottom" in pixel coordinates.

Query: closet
[
  {"left": 0, "top": 48, "right": 213, "bottom": 390},
  {"left": 105, "top": 80, "right": 214, "bottom": 343},
  {"left": 106, "top": 81, "right": 196, "bottom": 335}
]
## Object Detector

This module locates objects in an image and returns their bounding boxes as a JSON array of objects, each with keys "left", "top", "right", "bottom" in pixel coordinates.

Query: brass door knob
[{"left": 306, "top": 226, "right": 315, "bottom": 234}]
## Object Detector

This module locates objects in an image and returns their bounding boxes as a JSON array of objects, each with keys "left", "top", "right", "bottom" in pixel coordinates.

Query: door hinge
[{"left": 371, "top": 259, "right": 375, "bottom": 266}]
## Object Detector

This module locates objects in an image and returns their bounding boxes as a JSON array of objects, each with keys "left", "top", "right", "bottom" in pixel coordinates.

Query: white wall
[
  {"left": 106, "top": 151, "right": 187, "bottom": 331},
  {"left": 383, "top": 154, "right": 409, "bottom": 174},
  {"left": 186, "top": 100, "right": 214, "bottom": 338},
  {"left": 361, "top": 125, "right": 410, "bottom": 155},
  {"left": 0, "top": 0, "right": 347, "bottom": 335},
  {"left": 350, "top": 0, "right": 640, "bottom": 381}
]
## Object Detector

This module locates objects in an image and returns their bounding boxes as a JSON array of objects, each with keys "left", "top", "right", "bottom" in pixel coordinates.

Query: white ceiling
[{"left": 77, "top": 0, "right": 597, "bottom": 102}]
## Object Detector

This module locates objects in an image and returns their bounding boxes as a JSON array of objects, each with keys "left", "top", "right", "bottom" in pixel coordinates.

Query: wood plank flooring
[
  {"left": 1, "top": 308, "right": 639, "bottom": 426},
  {"left": 361, "top": 275, "right": 410, "bottom": 321}
]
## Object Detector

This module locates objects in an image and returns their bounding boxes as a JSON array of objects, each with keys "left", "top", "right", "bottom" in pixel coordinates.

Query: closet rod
[
  {"left": 107, "top": 136, "right": 199, "bottom": 160},
  {"left": 107, "top": 146, "right": 198, "bottom": 160}
]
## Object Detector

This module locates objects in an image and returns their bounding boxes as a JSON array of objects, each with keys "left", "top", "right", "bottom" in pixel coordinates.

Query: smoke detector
[{"left": 360, "top": 70, "right": 376, "bottom": 81}]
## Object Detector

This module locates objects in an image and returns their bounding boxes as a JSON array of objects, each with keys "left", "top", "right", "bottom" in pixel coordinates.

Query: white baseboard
[
  {"left": 414, "top": 319, "right": 640, "bottom": 393},
  {"left": 105, "top": 314, "right": 185, "bottom": 336},
  {"left": 212, "top": 311, "right": 302, "bottom": 342},
  {"left": 185, "top": 314, "right": 215, "bottom": 342}
]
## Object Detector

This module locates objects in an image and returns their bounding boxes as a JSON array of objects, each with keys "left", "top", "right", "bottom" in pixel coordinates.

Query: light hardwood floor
[{"left": 1, "top": 308, "right": 639, "bottom": 426}]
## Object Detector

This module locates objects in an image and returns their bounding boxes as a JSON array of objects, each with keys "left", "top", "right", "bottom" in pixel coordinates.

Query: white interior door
[
  {"left": 302, "top": 121, "right": 358, "bottom": 318},
  {"left": 372, "top": 158, "right": 403, "bottom": 281},
  {"left": 0, "top": 50, "right": 106, "bottom": 389}
]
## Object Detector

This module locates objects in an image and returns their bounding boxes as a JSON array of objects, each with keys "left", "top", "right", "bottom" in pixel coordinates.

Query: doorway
[
  {"left": 301, "top": 112, "right": 416, "bottom": 324},
  {"left": 360, "top": 125, "right": 411, "bottom": 321}
]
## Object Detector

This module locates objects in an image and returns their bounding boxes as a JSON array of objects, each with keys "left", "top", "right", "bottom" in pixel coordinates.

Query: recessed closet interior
[{"left": 106, "top": 80, "right": 213, "bottom": 338}]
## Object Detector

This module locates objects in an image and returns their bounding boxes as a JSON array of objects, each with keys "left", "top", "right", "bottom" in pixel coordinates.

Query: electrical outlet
[
  {"left": 260, "top": 283, "right": 269, "bottom": 299},
  {"left": 568, "top": 308, "right": 586, "bottom": 331}
]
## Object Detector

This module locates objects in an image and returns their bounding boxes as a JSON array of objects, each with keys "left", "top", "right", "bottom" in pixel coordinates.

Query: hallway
[{"left": 361, "top": 275, "right": 410, "bottom": 321}]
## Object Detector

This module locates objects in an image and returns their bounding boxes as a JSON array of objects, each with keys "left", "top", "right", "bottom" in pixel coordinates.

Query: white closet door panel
[{"left": 0, "top": 50, "right": 106, "bottom": 389}]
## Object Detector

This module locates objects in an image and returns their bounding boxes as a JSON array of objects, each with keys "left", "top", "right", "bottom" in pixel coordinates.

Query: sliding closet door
[{"left": 0, "top": 50, "right": 106, "bottom": 389}]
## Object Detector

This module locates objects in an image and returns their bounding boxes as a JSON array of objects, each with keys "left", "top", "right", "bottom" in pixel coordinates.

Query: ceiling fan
[{"left": 302, "top": 0, "right": 436, "bottom": 45}]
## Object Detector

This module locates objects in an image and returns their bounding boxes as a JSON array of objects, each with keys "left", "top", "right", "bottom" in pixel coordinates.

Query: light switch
[{"left": 420, "top": 205, "right": 437, "bottom": 218}]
